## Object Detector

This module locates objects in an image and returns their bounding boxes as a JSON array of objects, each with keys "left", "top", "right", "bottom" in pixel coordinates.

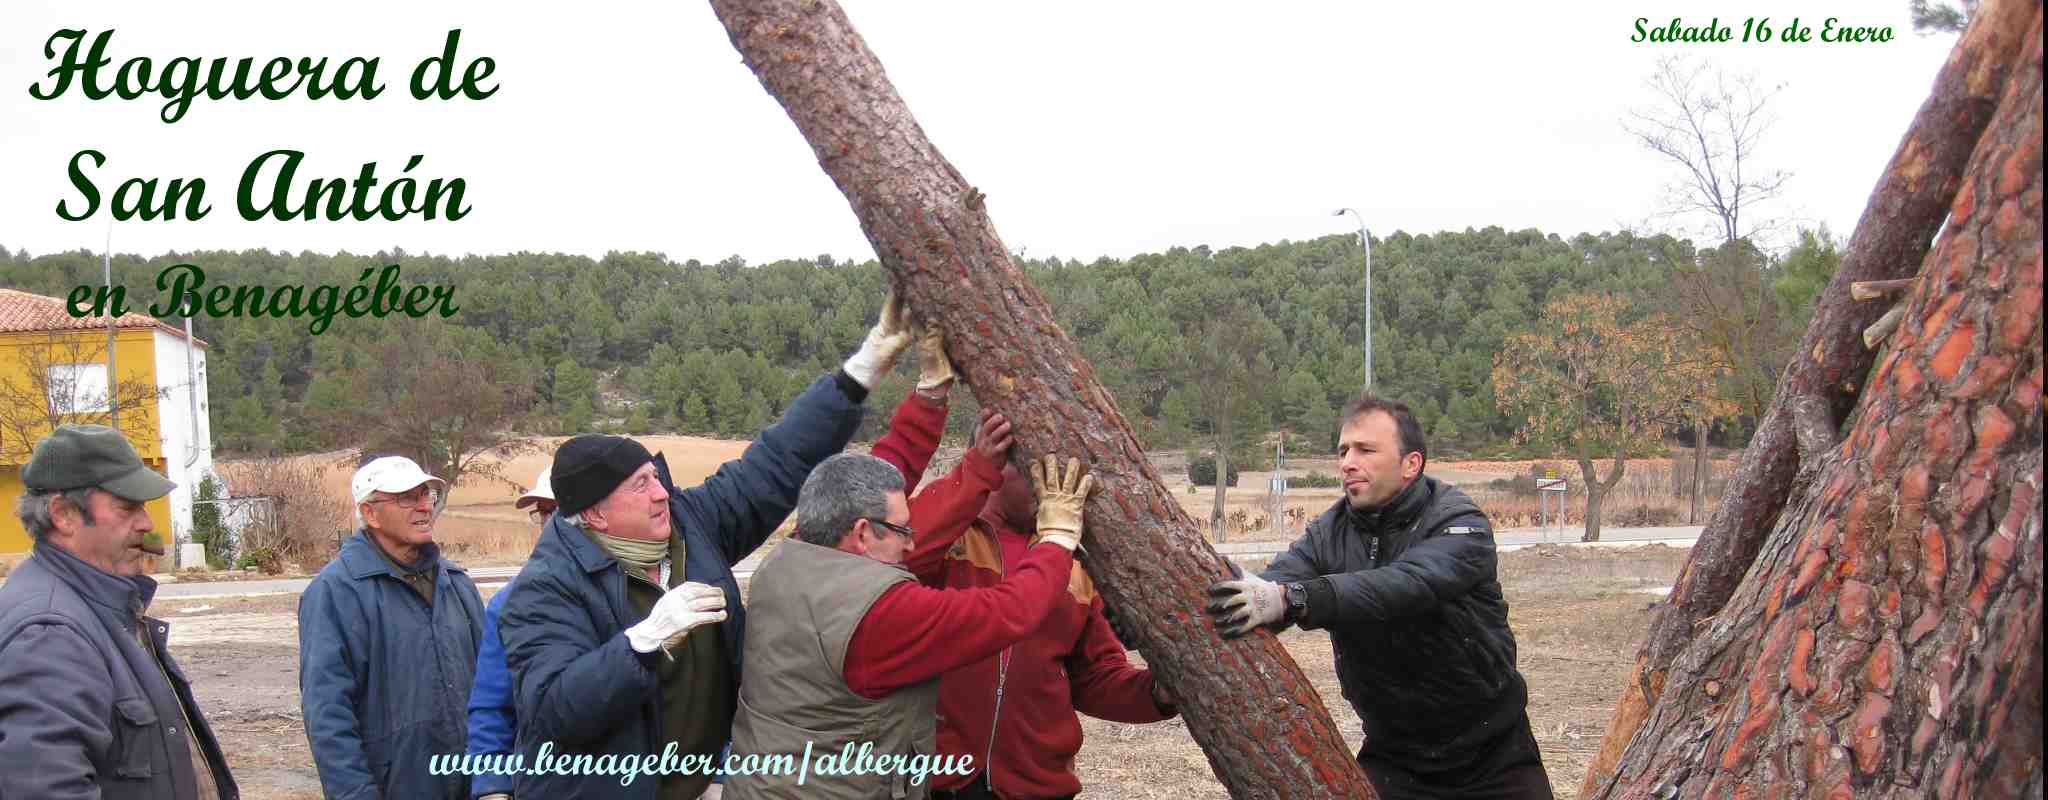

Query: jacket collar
[
  {"left": 1344, "top": 474, "right": 1433, "bottom": 534},
  {"left": 30, "top": 539, "right": 156, "bottom": 619},
  {"left": 544, "top": 511, "right": 627, "bottom": 575},
  {"left": 339, "top": 529, "right": 460, "bottom": 581}
]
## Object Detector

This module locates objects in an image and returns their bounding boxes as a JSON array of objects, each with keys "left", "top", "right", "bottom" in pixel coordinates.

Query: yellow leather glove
[
  {"left": 842, "top": 293, "right": 914, "bottom": 389},
  {"left": 914, "top": 321, "right": 957, "bottom": 392},
  {"left": 1030, "top": 454, "right": 1095, "bottom": 551}
]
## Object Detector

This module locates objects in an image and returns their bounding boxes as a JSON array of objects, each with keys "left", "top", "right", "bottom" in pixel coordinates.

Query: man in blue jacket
[
  {"left": 0, "top": 424, "right": 239, "bottom": 800},
  {"left": 463, "top": 465, "right": 554, "bottom": 800},
  {"left": 497, "top": 295, "right": 912, "bottom": 800},
  {"left": 300, "top": 454, "right": 487, "bottom": 800}
]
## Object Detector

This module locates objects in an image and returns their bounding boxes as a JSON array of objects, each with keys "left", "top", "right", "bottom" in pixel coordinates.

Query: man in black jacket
[{"left": 1206, "top": 394, "right": 1551, "bottom": 799}]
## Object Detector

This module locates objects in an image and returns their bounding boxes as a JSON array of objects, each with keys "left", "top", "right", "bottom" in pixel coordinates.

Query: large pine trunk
[
  {"left": 1589, "top": 10, "right": 2043, "bottom": 796},
  {"left": 1582, "top": 1, "right": 2044, "bottom": 791},
  {"left": 704, "top": 2, "right": 1378, "bottom": 796}
]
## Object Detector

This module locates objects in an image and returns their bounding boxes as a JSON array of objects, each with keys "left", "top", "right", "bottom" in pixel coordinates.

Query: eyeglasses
[
  {"left": 864, "top": 517, "right": 916, "bottom": 542},
  {"left": 527, "top": 506, "right": 558, "bottom": 524},
  {"left": 367, "top": 486, "right": 439, "bottom": 508}
]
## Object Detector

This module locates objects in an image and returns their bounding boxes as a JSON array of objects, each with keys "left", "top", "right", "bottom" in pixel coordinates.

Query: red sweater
[
  {"left": 910, "top": 518, "right": 1172, "bottom": 797},
  {"left": 851, "top": 396, "right": 1170, "bottom": 797}
]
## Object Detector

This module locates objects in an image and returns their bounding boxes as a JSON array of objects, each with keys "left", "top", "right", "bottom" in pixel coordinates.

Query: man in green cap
[{"left": 0, "top": 423, "right": 239, "bottom": 799}]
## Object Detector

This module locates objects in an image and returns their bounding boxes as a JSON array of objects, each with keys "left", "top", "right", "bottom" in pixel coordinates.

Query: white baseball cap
[
  {"left": 351, "top": 456, "right": 449, "bottom": 505},
  {"left": 515, "top": 465, "right": 555, "bottom": 510}
]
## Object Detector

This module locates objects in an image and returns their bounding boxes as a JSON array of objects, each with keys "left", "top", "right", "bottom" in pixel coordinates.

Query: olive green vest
[{"left": 727, "top": 539, "right": 938, "bottom": 800}]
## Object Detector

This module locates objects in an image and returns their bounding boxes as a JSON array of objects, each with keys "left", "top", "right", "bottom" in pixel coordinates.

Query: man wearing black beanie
[{"left": 497, "top": 294, "right": 916, "bottom": 800}]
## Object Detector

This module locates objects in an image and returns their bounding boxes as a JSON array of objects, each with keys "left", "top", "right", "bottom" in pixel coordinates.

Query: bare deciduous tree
[{"left": 0, "top": 331, "right": 169, "bottom": 463}]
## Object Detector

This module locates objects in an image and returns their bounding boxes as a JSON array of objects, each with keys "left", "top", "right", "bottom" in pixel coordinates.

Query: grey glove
[{"left": 1205, "top": 571, "right": 1287, "bottom": 639}]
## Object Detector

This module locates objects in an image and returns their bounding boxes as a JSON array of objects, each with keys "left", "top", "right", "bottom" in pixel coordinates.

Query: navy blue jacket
[
  {"left": 499, "top": 372, "right": 864, "bottom": 799},
  {"left": 299, "top": 532, "right": 485, "bottom": 800},
  {"left": 0, "top": 541, "right": 239, "bottom": 800},
  {"left": 464, "top": 577, "right": 519, "bottom": 798}
]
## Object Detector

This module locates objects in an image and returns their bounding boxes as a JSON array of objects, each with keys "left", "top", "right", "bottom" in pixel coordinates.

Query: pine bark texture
[
  {"left": 704, "top": 1, "right": 1377, "bottom": 796},
  {"left": 1590, "top": 9, "right": 2043, "bottom": 795},
  {"left": 1582, "top": 1, "right": 2044, "bottom": 791}
]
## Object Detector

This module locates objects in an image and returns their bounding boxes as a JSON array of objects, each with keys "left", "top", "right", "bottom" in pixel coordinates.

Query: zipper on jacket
[{"left": 981, "top": 527, "right": 1011, "bottom": 789}]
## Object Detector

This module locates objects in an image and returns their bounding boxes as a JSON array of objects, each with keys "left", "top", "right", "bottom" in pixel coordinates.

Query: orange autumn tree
[{"left": 1493, "top": 292, "right": 1711, "bottom": 541}]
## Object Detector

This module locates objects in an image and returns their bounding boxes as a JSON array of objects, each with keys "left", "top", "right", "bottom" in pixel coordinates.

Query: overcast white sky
[{"left": 2, "top": 1, "right": 1957, "bottom": 265}]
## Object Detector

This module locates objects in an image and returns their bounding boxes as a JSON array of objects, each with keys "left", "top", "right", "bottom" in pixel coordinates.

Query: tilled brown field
[{"left": 159, "top": 545, "right": 1687, "bottom": 799}]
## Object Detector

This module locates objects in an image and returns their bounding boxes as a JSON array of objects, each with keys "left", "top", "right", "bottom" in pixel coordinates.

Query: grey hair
[
  {"left": 793, "top": 453, "right": 904, "bottom": 547},
  {"left": 15, "top": 488, "right": 99, "bottom": 541}
]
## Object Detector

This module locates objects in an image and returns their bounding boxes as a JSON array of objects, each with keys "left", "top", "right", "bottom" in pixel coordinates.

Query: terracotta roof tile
[{"left": 0, "top": 288, "right": 206, "bottom": 346}]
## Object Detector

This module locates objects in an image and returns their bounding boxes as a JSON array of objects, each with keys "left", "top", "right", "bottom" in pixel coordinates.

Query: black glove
[{"left": 1101, "top": 601, "right": 1144, "bottom": 650}]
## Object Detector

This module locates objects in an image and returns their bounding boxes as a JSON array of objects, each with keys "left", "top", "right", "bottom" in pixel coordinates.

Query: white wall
[{"left": 152, "top": 328, "right": 212, "bottom": 565}]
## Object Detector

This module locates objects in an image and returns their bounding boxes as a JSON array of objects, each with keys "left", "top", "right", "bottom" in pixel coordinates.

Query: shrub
[
  {"left": 192, "top": 475, "right": 235, "bottom": 569},
  {"left": 1295, "top": 471, "right": 1342, "bottom": 488},
  {"left": 219, "top": 457, "right": 354, "bottom": 574},
  {"left": 1613, "top": 505, "right": 1681, "bottom": 527},
  {"left": 1188, "top": 455, "right": 1241, "bottom": 487}
]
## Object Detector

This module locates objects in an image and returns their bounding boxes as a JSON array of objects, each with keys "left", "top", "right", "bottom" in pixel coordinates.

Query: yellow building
[{"left": 0, "top": 288, "right": 212, "bottom": 569}]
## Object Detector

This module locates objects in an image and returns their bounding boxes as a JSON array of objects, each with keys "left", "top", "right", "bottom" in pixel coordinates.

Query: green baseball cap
[{"left": 22, "top": 424, "right": 177, "bottom": 502}]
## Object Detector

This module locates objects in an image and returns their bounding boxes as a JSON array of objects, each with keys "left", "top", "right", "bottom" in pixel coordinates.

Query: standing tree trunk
[
  {"left": 704, "top": 2, "right": 1377, "bottom": 796},
  {"left": 1582, "top": 1, "right": 2041, "bottom": 791},
  {"left": 1591, "top": 12, "right": 2043, "bottom": 795},
  {"left": 1690, "top": 417, "right": 1708, "bottom": 524},
  {"left": 1578, "top": 453, "right": 1628, "bottom": 542},
  {"left": 1211, "top": 414, "right": 1231, "bottom": 542},
  {"left": 1578, "top": 456, "right": 1605, "bottom": 543}
]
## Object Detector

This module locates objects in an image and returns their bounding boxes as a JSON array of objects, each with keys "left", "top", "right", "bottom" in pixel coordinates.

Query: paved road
[{"left": 139, "top": 524, "right": 1702, "bottom": 600}]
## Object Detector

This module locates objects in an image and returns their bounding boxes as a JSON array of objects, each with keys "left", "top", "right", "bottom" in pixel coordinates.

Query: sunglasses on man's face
[{"left": 864, "top": 517, "right": 916, "bottom": 542}]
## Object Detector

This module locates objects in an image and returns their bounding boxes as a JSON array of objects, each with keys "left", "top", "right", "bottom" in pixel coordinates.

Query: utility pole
[{"left": 1334, "top": 208, "right": 1372, "bottom": 390}]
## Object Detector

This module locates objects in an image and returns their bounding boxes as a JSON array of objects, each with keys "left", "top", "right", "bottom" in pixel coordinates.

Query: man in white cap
[{"left": 300, "top": 455, "right": 486, "bottom": 800}]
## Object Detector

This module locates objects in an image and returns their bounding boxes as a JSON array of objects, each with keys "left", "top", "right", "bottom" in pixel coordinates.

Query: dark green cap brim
[{"left": 99, "top": 466, "right": 177, "bottom": 502}]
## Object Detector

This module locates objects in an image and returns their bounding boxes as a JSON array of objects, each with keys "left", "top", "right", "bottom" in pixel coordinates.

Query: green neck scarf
[{"left": 593, "top": 531, "right": 670, "bottom": 571}]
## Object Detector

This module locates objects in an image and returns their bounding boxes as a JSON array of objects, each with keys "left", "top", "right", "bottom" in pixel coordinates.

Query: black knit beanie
[{"left": 552, "top": 434, "right": 655, "bottom": 515}]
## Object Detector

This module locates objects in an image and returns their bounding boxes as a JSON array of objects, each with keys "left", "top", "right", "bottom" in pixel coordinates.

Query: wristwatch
[{"left": 1283, "top": 581, "right": 1309, "bottom": 621}]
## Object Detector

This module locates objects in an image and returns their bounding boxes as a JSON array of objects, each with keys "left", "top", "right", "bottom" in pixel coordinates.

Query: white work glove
[
  {"left": 625, "top": 582, "right": 727, "bottom": 655},
  {"left": 1029, "top": 455, "right": 1095, "bottom": 552},
  {"left": 913, "top": 320, "right": 957, "bottom": 392},
  {"left": 1206, "top": 570, "right": 1287, "bottom": 638},
  {"left": 841, "top": 293, "right": 915, "bottom": 389}
]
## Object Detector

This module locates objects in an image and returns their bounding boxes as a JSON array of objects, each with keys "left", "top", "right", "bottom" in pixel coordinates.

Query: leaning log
[
  {"left": 1593, "top": 6, "right": 2044, "bottom": 796},
  {"left": 1581, "top": 0, "right": 2042, "bottom": 792},
  {"left": 704, "top": 1, "right": 1377, "bottom": 797}
]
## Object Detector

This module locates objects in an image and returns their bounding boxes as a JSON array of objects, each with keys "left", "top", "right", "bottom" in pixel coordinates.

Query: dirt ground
[{"left": 158, "top": 544, "right": 1687, "bottom": 799}]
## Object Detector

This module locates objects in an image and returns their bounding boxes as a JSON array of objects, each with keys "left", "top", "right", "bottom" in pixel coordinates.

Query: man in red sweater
[
  {"left": 727, "top": 452, "right": 1096, "bottom": 799},
  {"left": 901, "top": 440, "right": 1178, "bottom": 800}
]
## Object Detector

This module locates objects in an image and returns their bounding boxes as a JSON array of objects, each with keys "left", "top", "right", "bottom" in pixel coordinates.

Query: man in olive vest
[{"left": 726, "top": 452, "right": 1096, "bottom": 800}]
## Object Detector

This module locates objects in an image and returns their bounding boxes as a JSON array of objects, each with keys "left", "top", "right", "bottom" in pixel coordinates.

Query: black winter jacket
[{"left": 1263, "top": 475, "right": 1529, "bottom": 773}]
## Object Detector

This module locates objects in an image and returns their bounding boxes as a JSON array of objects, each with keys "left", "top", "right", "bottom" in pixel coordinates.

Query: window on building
[{"left": 48, "top": 363, "right": 111, "bottom": 414}]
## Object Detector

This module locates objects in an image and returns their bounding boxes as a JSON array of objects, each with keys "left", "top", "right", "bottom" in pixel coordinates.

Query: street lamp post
[{"left": 1334, "top": 208, "right": 1372, "bottom": 391}]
